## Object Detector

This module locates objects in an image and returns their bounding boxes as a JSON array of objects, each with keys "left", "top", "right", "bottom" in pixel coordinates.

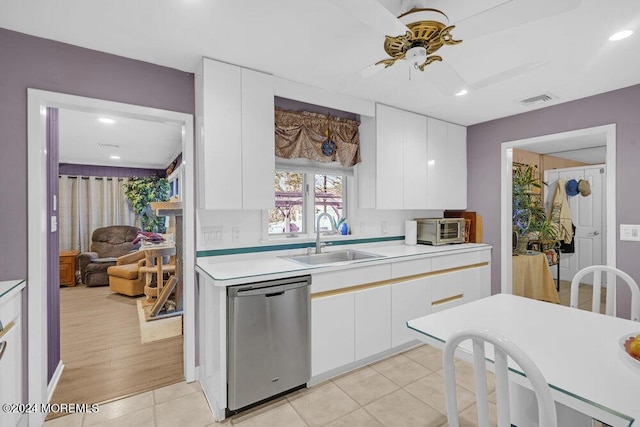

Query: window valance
[{"left": 274, "top": 108, "right": 361, "bottom": 167}]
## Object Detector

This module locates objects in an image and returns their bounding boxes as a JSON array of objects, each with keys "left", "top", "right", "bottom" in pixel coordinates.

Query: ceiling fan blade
[
  {"left": 469, "top": 61, "right": 550, "bottom": 91},
  {"left": 425, "top": 61, "right": 469, "bottom": 96},
  {"left": 454, "top": 0, "right": 583, "bottom": 40},
  {"left": 328, "top": 0, "right": 408, "bottom": 37}
]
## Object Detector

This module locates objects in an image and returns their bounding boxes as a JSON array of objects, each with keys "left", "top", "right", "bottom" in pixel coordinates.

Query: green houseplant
[
  {"left": 123, "top": 175, "right": 170, "bottom": 233},
  {"left": 512, "top": 164, "right": 558, "bottom": 251}
]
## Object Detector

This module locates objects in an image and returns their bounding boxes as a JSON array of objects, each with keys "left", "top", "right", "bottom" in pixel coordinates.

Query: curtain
[
  {"left": 275, "top": 108, "right": 361, "bottom": 167},
  {"left": 58, "top": 175, "right": 136, "bottom": 252}
]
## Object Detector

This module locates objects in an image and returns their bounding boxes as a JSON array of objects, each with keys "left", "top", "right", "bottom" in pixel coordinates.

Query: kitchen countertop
[
  {"left": 196, "top": 243, "right": 491, "bottom": 286},
  {"left": 0, "top": 279, "right": 26, "bottom": 301}
]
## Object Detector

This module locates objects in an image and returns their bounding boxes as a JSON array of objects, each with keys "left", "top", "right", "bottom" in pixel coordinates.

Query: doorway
[
  {"left": 27, "top": 89, "right": 195, "bottom": 426},
  {"left": 50, "top": 106, "right": 186, "bottom": 408},
  {"left": 500, "top": 124, "right": 617, "bottom": 296}
]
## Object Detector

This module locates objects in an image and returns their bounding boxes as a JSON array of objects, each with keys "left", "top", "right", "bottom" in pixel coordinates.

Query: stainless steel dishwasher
[{"left": 227, "top": 275, "right": 311, "bottom": 412}]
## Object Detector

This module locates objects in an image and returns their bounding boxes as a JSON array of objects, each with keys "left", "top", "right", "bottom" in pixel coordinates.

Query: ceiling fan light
[
  {"left": 455, "top": 89, "right": 468, "bottom": 96},
  {"left": 608, "top": 30, "right": 633, "bottom": 41},
  {"left": 406, "top": 46, "right": 427, "bottom": 68}
]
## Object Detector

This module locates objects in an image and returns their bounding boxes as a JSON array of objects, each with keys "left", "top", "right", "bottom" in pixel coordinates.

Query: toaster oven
[{"left": 416, "top": 218, "right": 465, "bottom": 245}]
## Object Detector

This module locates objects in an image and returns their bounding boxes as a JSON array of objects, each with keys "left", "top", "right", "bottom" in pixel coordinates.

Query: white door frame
[
  {"left": 27, "top": 89, "right": 196, "bottom": 426},
  {"left": 500, "top": 124, "right": 616, "bottom": 294}
]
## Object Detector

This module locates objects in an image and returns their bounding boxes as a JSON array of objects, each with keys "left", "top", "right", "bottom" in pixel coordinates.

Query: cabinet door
[
  {"left": 463, "top": 264, "right": 491, "bottom": 302},
  {"left": 0, "top": 320, "right": 21, "bottom": 427},
  {"left": 403, "top": 111, "right": 428, "bottom": 209},
  {"left": 446, "top": 123, "right": 467, "bottom": 209},
  {"left": 426, "top": 117, "right": 448, "bottom": 209},
  {"left": 311, "top": 293, "right": 354, "bottom": 376},
  {"left": 241, "top": 68, "right": 275, "bottom": 210},
  {"left": 430, "top": 268, "right": 472, "bottom": 313},
  {"left": 391, "top": 276, "right": 431, "bottom": 347},
  {"left": 376, "top": 104, "right": 404, "bottom": 209},
  {"left": 200, "top": 58, "right": 242, "bottom": 209},
  {"left": 355, "top": 286, "right": 391, "bottom": 360}
]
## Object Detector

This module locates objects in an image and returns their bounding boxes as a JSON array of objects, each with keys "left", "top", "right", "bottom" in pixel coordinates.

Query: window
[{"left": 269, "top": 169, "right": 346, "bottom": 236}]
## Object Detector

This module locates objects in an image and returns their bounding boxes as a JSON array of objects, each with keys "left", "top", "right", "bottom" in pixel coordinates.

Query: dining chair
[
  {"left": 443, "top": 328, "right": 557, "bottom": 427},
  {"left": 570, "top": 265, "right": 640, "bottom": 321}
]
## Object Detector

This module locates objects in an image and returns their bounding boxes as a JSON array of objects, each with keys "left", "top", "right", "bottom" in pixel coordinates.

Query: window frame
[{"left": 268, "top": 167, "right": 348, "bottom": 238}]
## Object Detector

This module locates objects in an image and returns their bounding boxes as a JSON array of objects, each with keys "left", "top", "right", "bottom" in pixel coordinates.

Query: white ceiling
[
  {"left": 58, "top": 109, "right": 182, "bottom": 169},
  {"left": 2, "top": 0, "right": 640, "bottom": 127}
]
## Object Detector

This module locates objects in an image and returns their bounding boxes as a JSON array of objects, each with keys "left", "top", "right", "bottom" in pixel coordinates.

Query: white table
[{"left": 407, "top": 293, "right": 640, "bottom": 426}]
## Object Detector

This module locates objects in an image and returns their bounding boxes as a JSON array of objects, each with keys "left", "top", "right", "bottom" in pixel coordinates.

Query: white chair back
[
  {"left": 570, "top": 265, "right": 640, "bottom": 321},
  {"left": 443, "top": 328, "right": 557, "bottom": 427}
]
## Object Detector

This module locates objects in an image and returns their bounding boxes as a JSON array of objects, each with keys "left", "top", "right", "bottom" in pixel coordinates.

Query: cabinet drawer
[
  {"left": 0, "top": 293, "right": 21, "bottom": 326},
  {"left": 431, "top": 249, "right": 490, "bottom": 271},
  {"left": 311, "top": 264, "right": 391, "bottom": 294},
  {"left": 391, "top": 258, "right": 432, "bottom": 278}
]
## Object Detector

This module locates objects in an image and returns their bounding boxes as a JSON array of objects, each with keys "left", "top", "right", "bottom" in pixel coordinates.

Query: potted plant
[
  {"left": 512, "top": 164, "right": 558, "bottom": 252},
  {"left": 123, "top": 174, "right": 170, "bottom": 233}
]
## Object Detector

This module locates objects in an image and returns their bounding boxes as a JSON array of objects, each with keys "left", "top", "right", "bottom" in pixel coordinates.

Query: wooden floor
[{"left": 50, "top": 284, "right": 183, "bottom": 409}]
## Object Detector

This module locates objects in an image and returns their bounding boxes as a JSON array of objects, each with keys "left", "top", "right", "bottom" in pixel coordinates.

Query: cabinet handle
[
  {"left": 0, "top": 341, "right": 6, "bottom": 361},
  {"left": 0, "top": 321, "right": 14, "bottom": 340}
]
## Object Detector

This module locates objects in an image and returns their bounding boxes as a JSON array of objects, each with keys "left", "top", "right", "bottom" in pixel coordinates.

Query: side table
[{"left": 59, "top": 250, "right": 80, "bottom": 286}]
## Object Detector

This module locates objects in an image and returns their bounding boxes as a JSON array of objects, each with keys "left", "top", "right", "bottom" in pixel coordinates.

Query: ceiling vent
[{"left": 519, "top": 92, "right": 558, "bottom": 107}]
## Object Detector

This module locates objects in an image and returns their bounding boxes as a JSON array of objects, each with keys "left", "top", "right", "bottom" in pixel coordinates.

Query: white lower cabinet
[
  {"left": 391, "top": 276, "right": 431, "bottom": 347},
  {"left": 311, "top": 293, "right": 355, "bottom": 376},
  {"left": 355, "top": 286, "right": 391, "bottom": 360},
  {"left": 0, "top": 288, "right": 23, "bottom": 427},
  {"left": 309, "top": 248, "right": 491, "bottom": 380}
]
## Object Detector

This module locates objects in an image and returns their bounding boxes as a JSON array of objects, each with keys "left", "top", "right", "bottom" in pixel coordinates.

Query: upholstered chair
[
  {"left": 78, "top": 225, "right": 140, "bottom": 286},
  {"left": 107, "top": 251, "right": 147, "bottom": 296}
]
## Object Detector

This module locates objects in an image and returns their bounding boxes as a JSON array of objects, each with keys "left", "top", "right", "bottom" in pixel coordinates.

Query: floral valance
[{"left": 275, "top": 108, "right": 361, "bottom": 167}]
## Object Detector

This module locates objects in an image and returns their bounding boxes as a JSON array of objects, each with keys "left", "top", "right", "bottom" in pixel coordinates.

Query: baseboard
[{"left": 47, "top": 360, "right": 65, "bottom": 403}]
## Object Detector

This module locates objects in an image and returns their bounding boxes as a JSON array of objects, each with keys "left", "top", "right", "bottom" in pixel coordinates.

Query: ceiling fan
[{"left": 331, "top": 0, "right": 582, "bottom": 95}]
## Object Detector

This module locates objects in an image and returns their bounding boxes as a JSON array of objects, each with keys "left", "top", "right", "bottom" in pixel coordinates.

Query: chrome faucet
[{"left": 316, "top": 212, "right": 336, "bottom": 254}]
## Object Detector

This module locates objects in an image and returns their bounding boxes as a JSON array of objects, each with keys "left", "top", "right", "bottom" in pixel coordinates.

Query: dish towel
[{"left": 549, "top": 178, "right": 574, "bottom": 244}]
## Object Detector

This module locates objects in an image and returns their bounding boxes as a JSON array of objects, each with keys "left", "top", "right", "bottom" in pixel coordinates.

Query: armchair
[
  {"left": 78, "top": 225, "right": 140, "bottom": 286},
  {"left": 107, "top": 250, "right": 147, "bottom": 296}
]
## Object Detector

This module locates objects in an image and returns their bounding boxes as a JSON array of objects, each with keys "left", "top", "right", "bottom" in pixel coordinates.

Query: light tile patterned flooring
[{"left": 45, "top": 282, "right": 605, "bottom": 427}]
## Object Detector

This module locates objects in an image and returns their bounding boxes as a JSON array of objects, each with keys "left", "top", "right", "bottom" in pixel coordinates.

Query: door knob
[{"left": 588, "top": 231, "right": 600, "bottom": 236}]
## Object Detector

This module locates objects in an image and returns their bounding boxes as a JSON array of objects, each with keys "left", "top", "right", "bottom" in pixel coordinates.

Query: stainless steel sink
[{"left": 285, "top": 249, "right": 383, "bottom": 266}]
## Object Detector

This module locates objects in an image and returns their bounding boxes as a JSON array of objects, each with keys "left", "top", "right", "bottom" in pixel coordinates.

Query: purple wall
[
  {"left": 59, "top": 163, "right": 165, "bottom": 178},
  {"left": 47, "top": 108, "right": 60, "bottom": 382},
  {"left": 0, "top": 27, "right": 194, "bottom": 280},
  {"left": 0, "top": 27, "right": 194, "bottom": 388},
  {"left": 467, "top": 83, "right": 640, "bottom": 319}
]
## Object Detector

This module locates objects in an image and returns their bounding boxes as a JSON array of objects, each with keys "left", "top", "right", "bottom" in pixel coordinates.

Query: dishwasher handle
[
  {"left": 265, "top": 291, "right": 285, "bottom": 298},
  {"left": 228, "top": 276, "right": 311, "bottom": 298}
]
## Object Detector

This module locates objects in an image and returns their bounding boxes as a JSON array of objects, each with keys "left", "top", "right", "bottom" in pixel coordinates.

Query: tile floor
[
  {"left": 44, "top": 283, "right": 606, "bottom": 427},
  {"left": 44, "top": 345, "right": 497, "bottom": 427}
]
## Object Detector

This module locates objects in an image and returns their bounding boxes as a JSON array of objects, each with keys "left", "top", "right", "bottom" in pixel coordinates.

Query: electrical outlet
[
  {"left": 620, "top": 224, "right": 640, "bottom": 241},
  {"left": 232, "top": 227, "right": 240, "bottom": 242}
]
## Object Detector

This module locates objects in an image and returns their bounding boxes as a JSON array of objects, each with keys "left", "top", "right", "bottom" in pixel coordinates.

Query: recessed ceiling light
[
  {"left": 609, "top": 30, "right": 633, "bottom": 41},
  {"left": 110, "top": 155, "right": 121, "bottom": 160},
  {"left": 455, "top": 89, "right": 468, "bottom": 96},
  {"left": 99, "top": 118, "right": 115, "bottom": 124}
]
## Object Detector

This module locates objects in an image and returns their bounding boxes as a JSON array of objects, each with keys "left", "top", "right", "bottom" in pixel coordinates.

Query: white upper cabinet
[
  {"left": 196, "top": 58, "right": 275, "bottom": 210},
  {"left": 375, "top": 104, "right": 405, "bottom": 209},
  {"left": 402, "top": 110, "right": 429, "bottom": 209},
  {"left": 357, "top": 104, "right": 466, "bottom": 210},
  {"left": 427, "top": 118, "right": 467, "bottom": 210},
  {"left": 359, "top": 104, "right": 428, "bottom": 209}
]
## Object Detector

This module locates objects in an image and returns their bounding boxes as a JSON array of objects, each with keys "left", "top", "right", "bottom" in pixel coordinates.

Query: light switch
[
  {"left": 620, "top": 224, "right": 640, "bottom": 241},
  {"left": 51, "top": 215, "right": 57, "bottom": 233}
]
